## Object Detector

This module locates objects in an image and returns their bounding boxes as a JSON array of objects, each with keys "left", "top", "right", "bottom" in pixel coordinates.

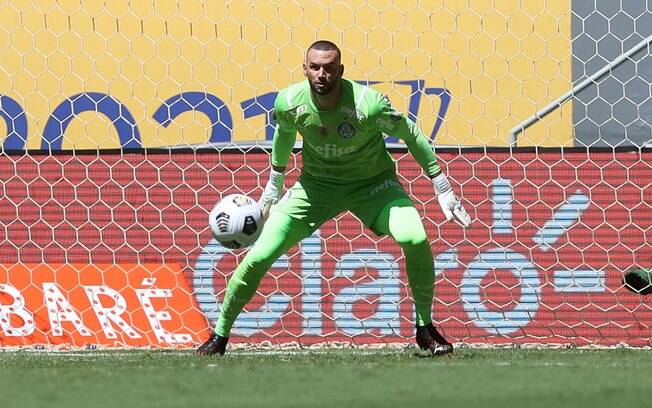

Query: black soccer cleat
[
  {"left": 196, "top": 332, "right": 229, "bottom": 356},
  {"left": 415, "top": 323, "right": 454, "bottom": 356}
]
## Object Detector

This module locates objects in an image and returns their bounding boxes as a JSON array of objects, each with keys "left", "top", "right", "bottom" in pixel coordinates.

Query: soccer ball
[{"left": 208, "top": 194, "right": 263, "bottom": 249}]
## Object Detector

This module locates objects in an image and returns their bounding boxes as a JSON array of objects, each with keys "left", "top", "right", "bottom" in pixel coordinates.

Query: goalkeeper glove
[
  {"left": 259, "top": 168, "right": 285, "bottom": 218},
  {"left": 432, "top": 173, "right": 472, "bottom": 228}
]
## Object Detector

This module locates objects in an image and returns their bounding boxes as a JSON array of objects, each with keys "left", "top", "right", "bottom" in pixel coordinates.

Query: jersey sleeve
[
  {"left": 370, "top": 94, "right": 442, "bottom": 177},
  {"left": 270, "top": 93, "right": 297, "bottom": 170}
]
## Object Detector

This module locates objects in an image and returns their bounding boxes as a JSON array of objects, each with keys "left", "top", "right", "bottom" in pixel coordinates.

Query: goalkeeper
[{"left": 198, "top": 40, "right": 472, "bottom": 356}]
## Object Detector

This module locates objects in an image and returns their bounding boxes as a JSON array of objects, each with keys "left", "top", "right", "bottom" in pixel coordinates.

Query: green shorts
[{"left": 271, "top": 171, "right": 415, "bottom": 234}]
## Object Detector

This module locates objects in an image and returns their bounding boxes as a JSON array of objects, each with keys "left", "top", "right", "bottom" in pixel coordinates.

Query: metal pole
[{"left": 508, "top": 32, "right": 652, "bottom": 147}]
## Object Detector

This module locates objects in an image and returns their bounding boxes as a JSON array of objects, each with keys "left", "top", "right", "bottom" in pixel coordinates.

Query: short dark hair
[{"left": 307, "top": 40, "right": 341, "bottom": 61}]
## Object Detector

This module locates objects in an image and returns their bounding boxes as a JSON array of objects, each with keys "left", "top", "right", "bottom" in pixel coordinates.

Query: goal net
[{"left": 0, "top": 1, "right": 651, "bottom": 349}]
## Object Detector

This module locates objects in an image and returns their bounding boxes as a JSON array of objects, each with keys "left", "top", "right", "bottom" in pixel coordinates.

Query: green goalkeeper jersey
[{"left": 271, "top": 78, "right": 442, "bottom": 183}]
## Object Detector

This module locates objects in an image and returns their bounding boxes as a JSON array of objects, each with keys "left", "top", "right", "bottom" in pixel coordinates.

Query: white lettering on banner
[
  {"left": 192, "top": 231, "right": 404, "bottom": 337},
  {"left": 492, "top": 178, "right": 513, "bottom": 235},
  {"left": 135, "top": 287, "right": 192, "bottom": 344},
  {"left": 333, "top": 250, "right": 401, "bottom": 336},
  {"left": 301, "top": 231, "right": 323, "bottom": 335},
  {"left": 233, "top": 255, "right": 291, "bottom": 337},
  {"left": 0, "top": 280, "right": 194, "bottom": 341},
  {"left": 0, "top": 283, "right": 35, "bottom": 336},
  {"left": 191, "top": 238, "right": 292, "bottom": 336},
  {"left": 553, "top": 270, "right": 605, "bottom": 292},
  {"left": 84, "top": 285, "right": 141, "bottom": 339},
  {"left": 434, "top": 249, "right": 460, "bottom": 276},
  {"left": 533, "top": 191, "right": 590, "bottom": 251},
  {"left": 188, "top": 177, "right": 604, "bottom": 338},
  {"left": 43, "top": 282, "right": 92, "bottom": 336},
  {"left": 461, "top": 248, "right": 541, "bottom": 336},
  {"left": 458, "top": 179, "right": 599, "bottom": 336}
]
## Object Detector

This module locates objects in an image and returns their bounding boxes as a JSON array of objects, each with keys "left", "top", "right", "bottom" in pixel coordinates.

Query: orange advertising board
[{"left": 0, "top": 264, "right": 209, "bottom": 348}]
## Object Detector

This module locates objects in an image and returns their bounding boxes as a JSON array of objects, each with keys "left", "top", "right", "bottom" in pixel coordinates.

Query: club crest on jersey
[{"left": 337, "top": 122, "right": 356, "bottom": 139}]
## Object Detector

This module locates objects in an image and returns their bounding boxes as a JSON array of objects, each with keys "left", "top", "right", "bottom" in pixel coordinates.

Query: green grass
[{"left": 1, "top": 347, "right": 650, "bottom": 408}]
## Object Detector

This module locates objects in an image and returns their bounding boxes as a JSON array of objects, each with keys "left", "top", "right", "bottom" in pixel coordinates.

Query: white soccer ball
[{"left": 208, "top": 194, "right": 263, "bottom": 249}]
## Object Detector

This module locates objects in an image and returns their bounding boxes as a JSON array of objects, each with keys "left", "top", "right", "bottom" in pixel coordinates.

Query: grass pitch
[{"left": 1, "top": 347, "right": 650, "bottom": 408}]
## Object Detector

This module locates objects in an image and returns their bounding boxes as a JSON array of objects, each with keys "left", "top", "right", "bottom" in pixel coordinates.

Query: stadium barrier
[{"left": 1, "top": 149, "right": 650, "bottom": 348}]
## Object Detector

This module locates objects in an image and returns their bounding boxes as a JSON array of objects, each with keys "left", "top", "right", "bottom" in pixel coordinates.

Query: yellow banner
[{"left": 0, "top": 0, "right": 571, "bottom": 149}]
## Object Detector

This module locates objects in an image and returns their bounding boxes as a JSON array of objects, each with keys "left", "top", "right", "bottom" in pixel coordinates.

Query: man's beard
[{"left": 310, "top": 78, "right": 337, "bottom": 95}]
